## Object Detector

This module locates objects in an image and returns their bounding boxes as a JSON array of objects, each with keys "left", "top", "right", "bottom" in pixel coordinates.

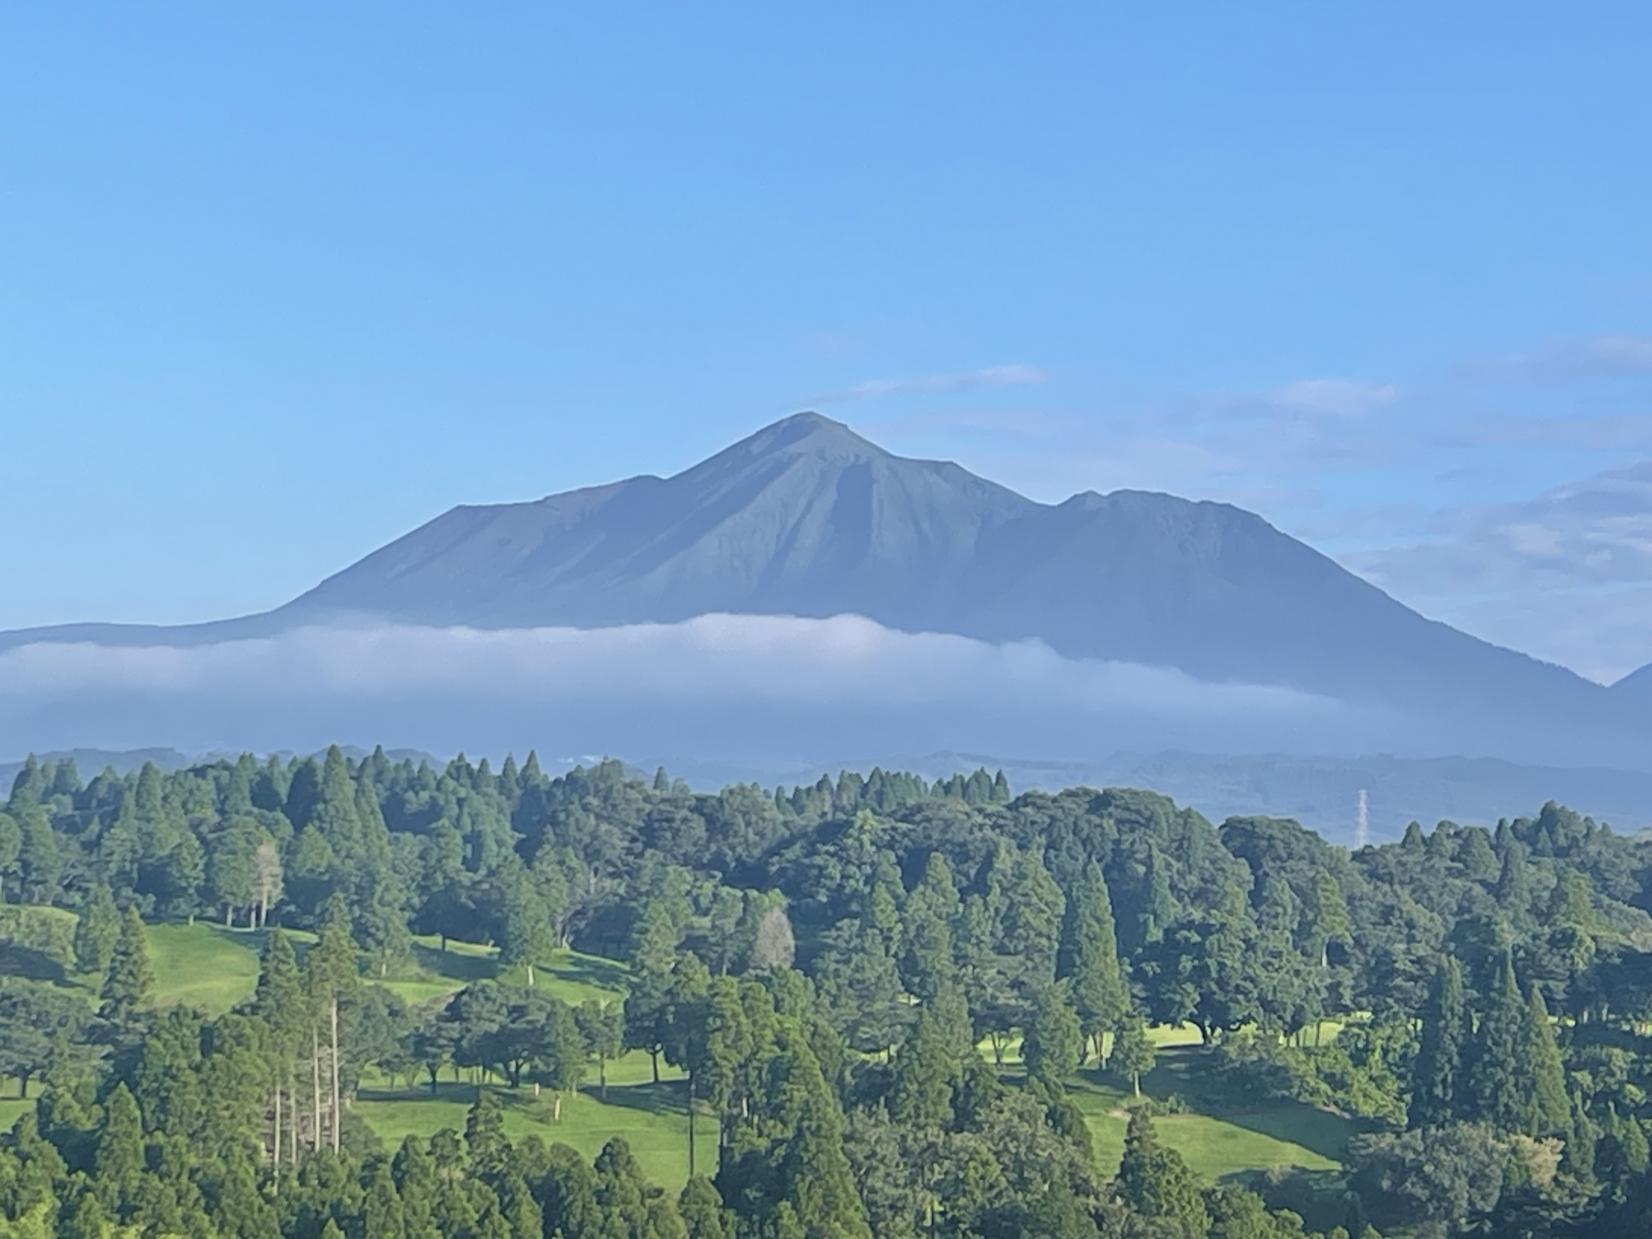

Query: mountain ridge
[{"left": 0, "top": 412, "right": 1631, "bottom": 746}]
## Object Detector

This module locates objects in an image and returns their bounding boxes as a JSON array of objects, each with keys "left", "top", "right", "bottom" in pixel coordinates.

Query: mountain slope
[
  {"left": 0, "top": 412, "right": 1623, "bottom": 732},
  {"left": 1615, "top": 664, "right": 1652, "bottom": 699}
]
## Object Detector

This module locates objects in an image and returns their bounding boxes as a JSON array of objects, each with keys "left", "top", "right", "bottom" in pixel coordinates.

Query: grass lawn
[
  {"left": 0, "top": 1098, "right": 35, "bottom": 1131},
  {"left": 356, "top": 1052, "right": 698, "bottom": 1188},
  {"left": 1065, "top": 1049, "right": 1353, "bottom": 1183}
]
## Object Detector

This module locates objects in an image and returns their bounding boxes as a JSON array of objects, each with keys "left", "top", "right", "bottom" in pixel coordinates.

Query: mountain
[
  {"left": 0, "top": 412, "right": 1639, "bottom": 763},
  {"left": 1615, "top": 664, "right": 1652, "bottom": 700}
]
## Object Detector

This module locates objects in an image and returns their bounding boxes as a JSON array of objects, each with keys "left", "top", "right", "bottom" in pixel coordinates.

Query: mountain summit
[{"left": 0, "top": 414, "right": 1628, "bottom": 743}]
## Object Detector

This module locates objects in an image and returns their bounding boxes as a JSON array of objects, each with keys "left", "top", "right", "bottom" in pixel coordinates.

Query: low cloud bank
[{"left": 0, "top": 613, "right": 1383, "bottom": 759}]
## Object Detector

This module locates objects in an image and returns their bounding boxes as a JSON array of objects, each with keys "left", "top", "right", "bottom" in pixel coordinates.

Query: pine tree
[
  {"left": 73, "top": 881, "right": 120, "bottom": 975},
  {"left": 1022, "top": 985, "right": 1081, "bottom": 1088},
  {"left": 1057, "top": 860, "right": 1128, "bottom": 1063},
  {"left": 901, "top": 853, "right": 959, "bottom": 1002},
  {"left": 1115, "top": 1107, "right": 1209, "bottom": 1237},
  {"left": 93, "top": 1083, "right": 144, "bottom": 1216},
  {"left": 1111, "top": 1010, "right": 1156, "bottom": 1097},
  {"left": 98, "top": 906, "right": 154, "bottom": 1026},
  {"left": 1524, "top": 983, "right": 1570, "bottom": 1138},
  {"left": 1409, "top": 956, "right": 1469, "bottom": 1128},
  {"left": 304, "top": 895, "right": 359, "bottom": 1154},
  {"left": 252, "top": 930, "right": 306, "bottom": 1173},
  {"left": 1496, "top": 841, "right": 1531, "bottom": 921},
  {"left": 1464, "top": 951, "right": 1528, "bottom": 1131},
  {"left": 465, "top": 1088, "right": 509, "bottom": 1180},
  {"left": 679, "top": 1175, "right": 732, "bottom": 1239}
]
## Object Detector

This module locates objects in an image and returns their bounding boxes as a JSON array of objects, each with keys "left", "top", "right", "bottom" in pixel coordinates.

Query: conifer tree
[
  {"left": 1524, "top": 983, "right": 1570, "bottom": 1137},
  {"left": 680, "top": 1175, "right": 732, "bottom": 1239},
  {"left": 1022, "top": 985, "right": 1081, "bottom": 1088},
  {"left": 305, "top": 894, "right": 359, "bottom": 1154},
  {"left": 93, "top": 1083, "right": 144, "bottom": 1217},
  {"left": 1111, "top": 1010, "right": 1156, "bottom": 1097},
  {"left": 98, "top": 906, "right": 154, "bottom": 1027},
  {"left": 252, "top": 930, "right": 306, "bottom": 1172},
  {"left": 73, "top": 881, "right": 120, "bottom": 975},
  {"left": 1464, "top": 951, "right": 1528, "bottom": 1131},
  {"left": 1410, "top": 956, "right": 1469, "bottom": 1128},
  {"left": 1057, "top": 859, "right": 1129, "bottom": 1062},
  {"left": 1115, "top": 1107, "right": 1208, "bottom": 1237}
]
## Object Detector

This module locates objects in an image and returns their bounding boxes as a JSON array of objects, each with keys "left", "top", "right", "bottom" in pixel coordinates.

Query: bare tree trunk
[
  {"left": 287, "top": 1070, "right": 297, "bottom": 1166},
  {"left": 330, "top": 997, "right": 341, "bottom": 1154},
  {"left": 311, "top": 1027, "right": 323, "bottom": 1153},
  {"left": 687, "top": 1070, "right": 696, "bottom": 1177},
  {"left": 273, "top": 1084, "right": 281, "bottom": 1172}
]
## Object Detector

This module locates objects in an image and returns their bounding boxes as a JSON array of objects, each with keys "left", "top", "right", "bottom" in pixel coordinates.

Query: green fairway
[
  {"left": 1066, "top": 1050, "right": 1353, "bottom": 1182},
  {"left": 144, "top": 922, "right": 272, "bottom": 1014},
  {"left": 0, "top": 1098, "right": 35, "bottom": 1132},
  {"left": 356, "top": 1052, "right": 697, "bottom": 1188}
]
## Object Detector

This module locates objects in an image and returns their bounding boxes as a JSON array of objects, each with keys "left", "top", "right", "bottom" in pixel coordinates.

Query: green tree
[
  {"left": 1410, "top": 956, "right": 1470, "bottom": 1128},
  {"left": 305, "top": 894, "right": 360, "bottom": 1154},
  {"left": 679, "top": 1175, "right": 732, "bottom": 1239},
  {"left": 1115, "top": 1106, "right": 1209, "bottom": 1237},
  {"left": 93, "top": 1083, "right": 144, "bottom": 1216},
  {"left": 499, "top": 862, "right": 555, "bottom": 987},
  {"left": 73, "top": 881, "right": 120, "bottom": 975},
  {"left": 1464, "top": 952, "right": 1527, "bottom": 1132},
  {"left": 1056, "top": 860, "right": 1128, "bottom": 1063},
  {"left": 1523, "top": 983, "right": 1569, "bottom": 1138},
  {"left": 1110, "top": 1011, "right": 1156, "bottom": 1097},
  {"left": 535, "top": 998, "right": 587, "bottom": 1122},
  {"left": 1021, "top": 985, "right": 1081, "bottom": 1088},
  {"left": 577, "top": 998, "right": 625, "bottom": 1102},
  {"left": 98, "top": 906, "right": 154, "bottom": 1027}
]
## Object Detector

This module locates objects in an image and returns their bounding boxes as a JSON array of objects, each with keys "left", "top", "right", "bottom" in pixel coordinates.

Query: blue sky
[{"left": 3, "top": 5, "right": 1650, "bottom": 680}]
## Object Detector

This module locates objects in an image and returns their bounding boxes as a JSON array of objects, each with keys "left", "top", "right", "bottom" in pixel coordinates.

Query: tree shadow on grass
[
  {"left": 410, "top": 942, "right": 498, "bottom": 984},
  {"left": 553, "top": 954, "right": 631, "bottom": 994},
  {"left": 0, "top": 942, "right": 73, "bottom": 985},
  {"left": 579, "top": 1079, "right": 690, "bottom": 1120}
]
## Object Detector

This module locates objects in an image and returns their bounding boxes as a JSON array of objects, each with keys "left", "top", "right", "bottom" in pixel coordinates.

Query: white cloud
[
  {"left": 810, "top": 364, "right": 1046, "bottom": 404},
  {"left": 0, "top": 614, "right": 1332, "bottom": 717}
]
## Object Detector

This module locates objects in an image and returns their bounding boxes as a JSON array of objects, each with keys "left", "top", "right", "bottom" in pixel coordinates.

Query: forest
[{"left": 3, "top": 747, "right": 1652, "bottom": 1237}]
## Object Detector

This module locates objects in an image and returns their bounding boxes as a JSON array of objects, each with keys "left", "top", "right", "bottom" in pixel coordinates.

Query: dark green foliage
[
  {"left": 97, "top": 905, "right": 153, "bottom": 1027},
  {"left": 1021, "top": 985, "right": 1082, "bottom": 1088},
  {"left": 1409, "top": 956, "right": 1469, "bottom": 1128},
  {"left": 1057, "top": 860, "right": 1128, "bottom": 1062}
]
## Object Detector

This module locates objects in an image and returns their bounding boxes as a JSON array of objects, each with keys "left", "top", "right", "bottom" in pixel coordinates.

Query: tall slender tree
[
  {"left": 1057, "top": 860, "right": 1129, "bottom": 1063},
  {"left": 1410, "top": 956, "right": 1470, "bottom": 1128}
]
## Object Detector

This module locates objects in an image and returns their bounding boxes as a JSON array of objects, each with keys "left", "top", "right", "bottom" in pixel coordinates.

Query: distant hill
[{"left": 649, "top": 749, "right": 1652, "bottom": 844}]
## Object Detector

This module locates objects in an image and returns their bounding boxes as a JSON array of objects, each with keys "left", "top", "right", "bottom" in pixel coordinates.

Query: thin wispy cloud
[
  {"left": 1463, "top": 333, "right": 1652, "bottom": 382},
  {"left": 808, "top": 364, "right": 1046, "bottom": 405},
  {"left": 1267, "top": 378, "right": 1401, "bottom": 418},
  {"left": 1349, "top": 460, "right": 1652, "bottom": 681}
]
